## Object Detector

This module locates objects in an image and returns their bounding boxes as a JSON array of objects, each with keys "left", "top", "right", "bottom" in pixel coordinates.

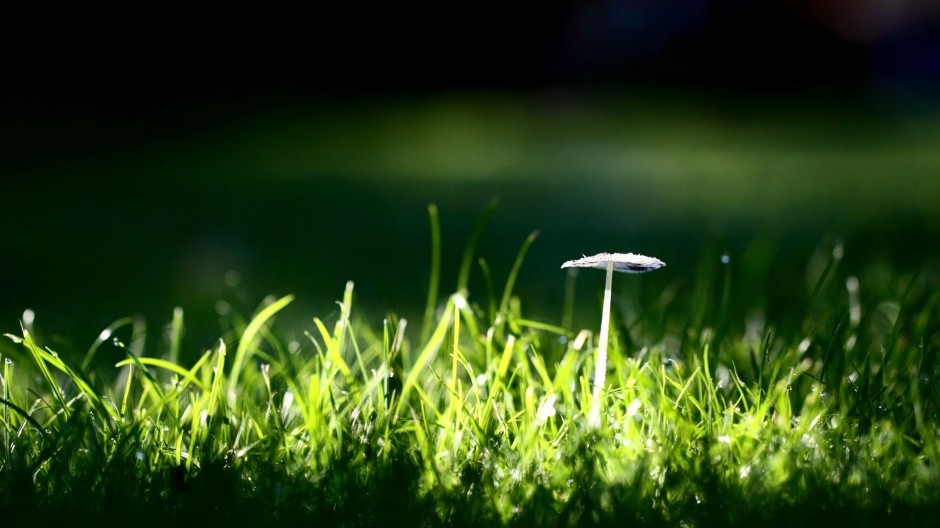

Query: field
[{"left": 1, "top": 93, "right": 939, "bottom": 526}]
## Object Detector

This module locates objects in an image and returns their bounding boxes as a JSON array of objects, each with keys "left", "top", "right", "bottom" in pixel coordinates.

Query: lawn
[
  {"left": 2, "top": 204, "right": 938, "bottom": 526},
  {"left": 1, "top": 92, "right": 939, "bottom": 526}
]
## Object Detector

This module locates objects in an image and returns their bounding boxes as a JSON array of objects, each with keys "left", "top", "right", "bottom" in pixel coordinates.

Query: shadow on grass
[{"left": 2, "top": 431, "right": 938, "bottom": 528}]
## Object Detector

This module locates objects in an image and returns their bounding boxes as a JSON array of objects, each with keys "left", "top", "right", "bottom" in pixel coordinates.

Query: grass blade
[
  {"left": 227, "top": 294, "right": 294, "bottom": 394},
  {"left": 421, "top": 203, "right": 442, "bottom": 344},
  {"left": 496, "top": 230, "right": 539, "bottom": 338}
]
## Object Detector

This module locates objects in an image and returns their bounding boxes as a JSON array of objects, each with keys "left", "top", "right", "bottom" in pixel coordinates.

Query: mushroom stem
[
  {"left": 589, "top": 260, "right": 614, "bottom": 426},
  {"left": 562, "top": 251, "right": 664, "bottom": 428}
]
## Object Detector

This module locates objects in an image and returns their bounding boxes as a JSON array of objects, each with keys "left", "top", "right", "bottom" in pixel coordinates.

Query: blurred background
[{"left": 2, "top": 1, "right": 939, "bottom": 349}]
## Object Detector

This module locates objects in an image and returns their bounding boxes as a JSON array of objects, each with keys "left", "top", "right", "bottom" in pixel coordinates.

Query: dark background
[
  {"left": 6, "top": 3, "right": 939, "bottom": 99},
  {"left": 2, "top": 1, "right": 939, "bottom": 350}
]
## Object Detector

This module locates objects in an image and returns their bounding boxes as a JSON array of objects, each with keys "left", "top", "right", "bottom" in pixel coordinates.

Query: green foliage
[{"left": 1, "top": 230, "right": 938, "bottom": 527}]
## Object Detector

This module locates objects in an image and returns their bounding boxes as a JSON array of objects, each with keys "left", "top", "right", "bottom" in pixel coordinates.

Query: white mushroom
[{"left": 562, "top": 252, "right": 665, "bottom": 427}]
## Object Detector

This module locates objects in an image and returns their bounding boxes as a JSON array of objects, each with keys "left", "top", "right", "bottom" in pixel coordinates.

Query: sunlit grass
[{"left": 1, "top": 210, "right": 938, "bottom": 526}]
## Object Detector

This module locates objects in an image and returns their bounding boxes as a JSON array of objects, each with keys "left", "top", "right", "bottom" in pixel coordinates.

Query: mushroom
[{"left": 562, "top": 252, "right": 665, "bottom": 426}]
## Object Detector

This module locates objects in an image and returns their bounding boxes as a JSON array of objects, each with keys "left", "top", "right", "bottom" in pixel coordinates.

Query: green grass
[{"left": 1, "top": 210, "right": 938, "bottom": 527}]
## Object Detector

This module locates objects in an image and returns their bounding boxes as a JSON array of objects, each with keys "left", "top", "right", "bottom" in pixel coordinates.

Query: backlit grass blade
[
  {"left": 19, "top": 328, "right": 68, "bottom": 414},
  {"left": 119, "top": 357, "right": 133, "bottom": 419},
  {"left": 17, "top": 328, "right": 117, "bottom": 421},
  {"left": 0, "top": 395, "right": 46, "bottom": 438},
  {"left": 312, "top": 317, "right": 335, "bottom": 351},
  {"left": 81, "top": 316, "right": 134, "bottom": 372},
  {"left": 207, "top": 339, "right": 227, "bottom": 421},
  {"left": 115, "top": 356, "right": 210, "bottom": 392},
  {"left": 496, "top": 230, "right": 538, "bottom": 338},
  {"left": 227, "top": 294, "right": 294, "bottom": 394},
  {"left": 397, "top": 295, "right": 455, "bottom": 416},
  {"left": 169, "top": 306, "right": 184, "bottom": 365},
  {"left": 334, "top": 281, "right": 360, "bottom": 379},
  {"left": 456, "top": 197, "right": 497, "bottom": 293},
  {"left": 420, "top": 203, "right": 442, "bottom": 344}
]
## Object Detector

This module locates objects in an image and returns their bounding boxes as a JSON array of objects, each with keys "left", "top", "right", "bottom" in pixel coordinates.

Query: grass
[{"left": 1, "top": 208, "right": 938, "bottom": 527}]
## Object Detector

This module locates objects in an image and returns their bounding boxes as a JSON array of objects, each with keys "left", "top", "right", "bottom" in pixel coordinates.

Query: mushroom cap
[{"left": 561, "top": 252, "right": 665, "bottom": 273}]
